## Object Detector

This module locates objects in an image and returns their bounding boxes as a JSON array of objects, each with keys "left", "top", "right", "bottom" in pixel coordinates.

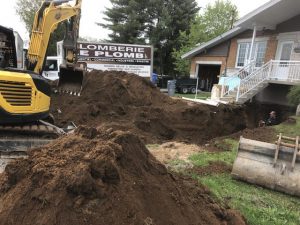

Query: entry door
[{"left": 273, "top": 41, "right": 294, "bottom": 80}]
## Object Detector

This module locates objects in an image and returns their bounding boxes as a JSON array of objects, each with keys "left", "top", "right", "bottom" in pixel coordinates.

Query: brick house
[{"left": 182, "top": 0, "right": 300, "bottom": 105}]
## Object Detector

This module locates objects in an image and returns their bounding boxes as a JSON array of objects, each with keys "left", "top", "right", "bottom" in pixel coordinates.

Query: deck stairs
[{"left": 220, "top": 60, "right": 300, "bottom": 104}]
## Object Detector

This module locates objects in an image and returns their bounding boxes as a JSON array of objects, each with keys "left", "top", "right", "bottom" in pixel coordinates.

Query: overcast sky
[{"left": 0, "top": 0, "right": 270, "bottom": 42}]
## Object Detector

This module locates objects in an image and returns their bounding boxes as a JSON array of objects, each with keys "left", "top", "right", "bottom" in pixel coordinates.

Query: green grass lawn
[
  {"left": 185, "top": 118, "right": 300, "bottom": 225},
  {"left": 200, "top": 174, "right": 300, "bottom": 225},
  {"left": 274, "top": 116, "right": 300, "bottom": 137},
  {"left": 175, "top": 91, "right": 211, "bottom": 99},
  {"left": 189, "top": 139, "right": 237, "bottom": 167}
]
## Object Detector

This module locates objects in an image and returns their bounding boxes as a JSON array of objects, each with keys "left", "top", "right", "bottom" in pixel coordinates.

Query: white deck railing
[
  {"left": 236, "top": 61, "right": 272, "bottom": 101},
  {"left": 236, "top": 60, "right": 300, "bottom": 102},
  {"left": 268, "top": 60, "right": 300, "bottom": 82},
  {"left": 221, "top": 60, "right": 256, "bottom": 98}
]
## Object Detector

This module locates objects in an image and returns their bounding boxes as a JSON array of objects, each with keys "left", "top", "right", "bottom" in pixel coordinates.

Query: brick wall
[
  {"left": 227, "top": 33, "right": 279, "bottom": 68},
  {"left": 227, "top": 38, "right": 238, "bottom": 69},
  {"left": 264, "top": 35, "right": 278, "bottom": 63}
]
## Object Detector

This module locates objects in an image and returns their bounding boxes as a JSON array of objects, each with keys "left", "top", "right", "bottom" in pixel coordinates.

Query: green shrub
[{"left": 287, "top": 86, "right": 300, "bottom": 106}]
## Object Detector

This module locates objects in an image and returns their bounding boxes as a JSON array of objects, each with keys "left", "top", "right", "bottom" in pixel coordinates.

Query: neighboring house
[{"left": 182, "top": 0, "right": 300, "bottom": 105}]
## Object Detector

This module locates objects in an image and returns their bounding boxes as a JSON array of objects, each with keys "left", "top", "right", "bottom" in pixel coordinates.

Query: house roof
[
  {"left": 182, "top": 0, "right": 300, "bottom": 59},
  {"left": 181, "top": 27, "right": 245, "bottom": 59}
]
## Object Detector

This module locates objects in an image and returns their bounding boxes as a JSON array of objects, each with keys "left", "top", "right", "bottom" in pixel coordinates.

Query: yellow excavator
[
  {"left": 0, "top": 0, "right": 85, "bottom": 166},
  {"left": 0, "top": 0, "right": 84, "bottom": 125}
]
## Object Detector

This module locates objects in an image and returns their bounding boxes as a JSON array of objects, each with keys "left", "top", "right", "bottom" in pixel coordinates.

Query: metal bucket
[
  {"left": 58, "top": 63, "right": 87, "bottom": 96},
  {"left": 232, "top": 136, "right": 300, "bottom": 197}
]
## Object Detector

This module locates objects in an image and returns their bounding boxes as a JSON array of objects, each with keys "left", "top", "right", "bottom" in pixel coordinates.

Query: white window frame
[
  {"left": 235, "top": 43, "right": 250, "bottom": 68},
  {"left": 275, "top": 40, "right": 294, "bottom": 60},
  {"left": 235, "top": 40, "right": 268, "bottom": 68}
]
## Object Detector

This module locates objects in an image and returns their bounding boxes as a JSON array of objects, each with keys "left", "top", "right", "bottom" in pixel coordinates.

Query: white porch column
[{"left": 248, "top": 24, "right": 257, "bottom": 63}]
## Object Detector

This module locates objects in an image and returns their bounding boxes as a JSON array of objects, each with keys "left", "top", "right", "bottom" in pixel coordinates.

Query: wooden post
[
  {"left": 291, "top": 136, "right": 299, "bottom": 171},
  {"left": 274, "top": 133, "right": 282, "bottom": 166}
]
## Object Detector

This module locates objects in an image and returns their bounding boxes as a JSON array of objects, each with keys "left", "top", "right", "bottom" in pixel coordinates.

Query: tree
[
  {"left": 101, "top": 0, "right": 199, "bottom": 74},
  {"left": 172, "top": 0, "right": 238, "bottom": 75},
  {"left": 16, "top": 0, "right": 65, "bottom": 55},
  {"left": 287, "top": 86, "right": 300, "bottom": 106},
  {"left": 100, "top": 0, "right": 149, "bottom": 44}
]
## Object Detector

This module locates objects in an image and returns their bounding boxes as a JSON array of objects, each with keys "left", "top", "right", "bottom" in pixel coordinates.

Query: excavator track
[
  {"left": 0, "top": 123, "right": 62, "bottom": 137},
  {"left": 0, "top": 121, "right": 65, "bottom": 173}
]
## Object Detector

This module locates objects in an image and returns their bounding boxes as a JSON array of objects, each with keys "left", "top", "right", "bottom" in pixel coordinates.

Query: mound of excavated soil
[
  {"left": 0, "top": 126, "right": 246, "bottom": 225},
  {"left": 230, "top": 126, "right": 276, "bottom": 143},
  {"left": 51, "top": 70, "right": 247, "bottom": 144}
]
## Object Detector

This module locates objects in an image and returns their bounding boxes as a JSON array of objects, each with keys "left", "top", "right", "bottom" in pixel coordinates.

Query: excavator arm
[
  {"left": 58, "top": 1, "right": 87, "bottom": 95},
  {"left": 27, "top": 0, "right": 82, "bottom": 75}
]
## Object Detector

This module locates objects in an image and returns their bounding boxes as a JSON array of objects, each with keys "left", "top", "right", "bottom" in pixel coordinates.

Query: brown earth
[
  {"left": 188, "top": 161, "right": 232, "bottom": 176},
  {"left": 0, "top": 126, "right": 246, "bottom": 225},
  {"left": 50, "top": 70, "right": 247, "bottom": 144},
  {"left": 203, "top": 126, "right": 277, "bottom": 153},
  {"left": 230, "top": 126, "right": 276, "bottom": 143}
]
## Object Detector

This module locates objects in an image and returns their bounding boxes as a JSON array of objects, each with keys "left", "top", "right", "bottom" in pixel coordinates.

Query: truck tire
[
  {"left": 181, "top": 87, "right": 189, "bottom": 94},
  {"left": 190, "top": 87, "right": 196, "bottom": 94}
]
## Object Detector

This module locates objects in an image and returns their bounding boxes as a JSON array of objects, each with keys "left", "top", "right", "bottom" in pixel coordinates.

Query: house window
[
  {"left": 236, "top": 43, "right": 248, "bottom": 67},
  {"left": 236, "top": 41, "right": 267, "bottom": 68}
]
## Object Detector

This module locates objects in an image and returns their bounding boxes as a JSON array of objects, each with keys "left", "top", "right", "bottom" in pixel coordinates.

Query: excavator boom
[
  {"left": 27, "top": 0, "right": 83, "bottom": 75},
  {"left": 57, "top": 3, "right": 86, "bottom": 95}
]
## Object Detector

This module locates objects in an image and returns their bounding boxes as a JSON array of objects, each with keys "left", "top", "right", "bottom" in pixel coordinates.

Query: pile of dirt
[
  {"left": 230, "top": 126, "right": 277, "bottom": 143},
  {"left": 51, "top": 70, "right": 247, "bottom": 144},
  {"left": 0, "top": 126, "right": 246, "bottom": 225}
]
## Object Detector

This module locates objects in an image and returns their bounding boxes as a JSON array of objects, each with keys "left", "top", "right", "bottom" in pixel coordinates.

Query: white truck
[
  {"left": 42, "top": 55, "right": 63, "bottom": 81},
  {"left": 42, "top": 41, "right": 63, "bottom": 81}
]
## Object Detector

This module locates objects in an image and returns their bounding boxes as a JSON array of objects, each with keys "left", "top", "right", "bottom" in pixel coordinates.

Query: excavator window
[{"left": 45, "top": 60, "right": 58, "bottom": 71}]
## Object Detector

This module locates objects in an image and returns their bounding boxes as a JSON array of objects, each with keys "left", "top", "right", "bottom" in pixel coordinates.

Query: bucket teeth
[{"left": 57, "top": 89, "right": 82, "bottom": 96}]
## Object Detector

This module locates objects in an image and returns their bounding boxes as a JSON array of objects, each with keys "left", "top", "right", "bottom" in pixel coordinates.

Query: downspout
[
  {"left": 248, "top": 24, "right": 257, "bottom": 63},
  {"left": 194, "top": 62, "right": 199, "bottom": 99},
  {"left": 224, "top": 10, "right": 236, "bottom": 77}
]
